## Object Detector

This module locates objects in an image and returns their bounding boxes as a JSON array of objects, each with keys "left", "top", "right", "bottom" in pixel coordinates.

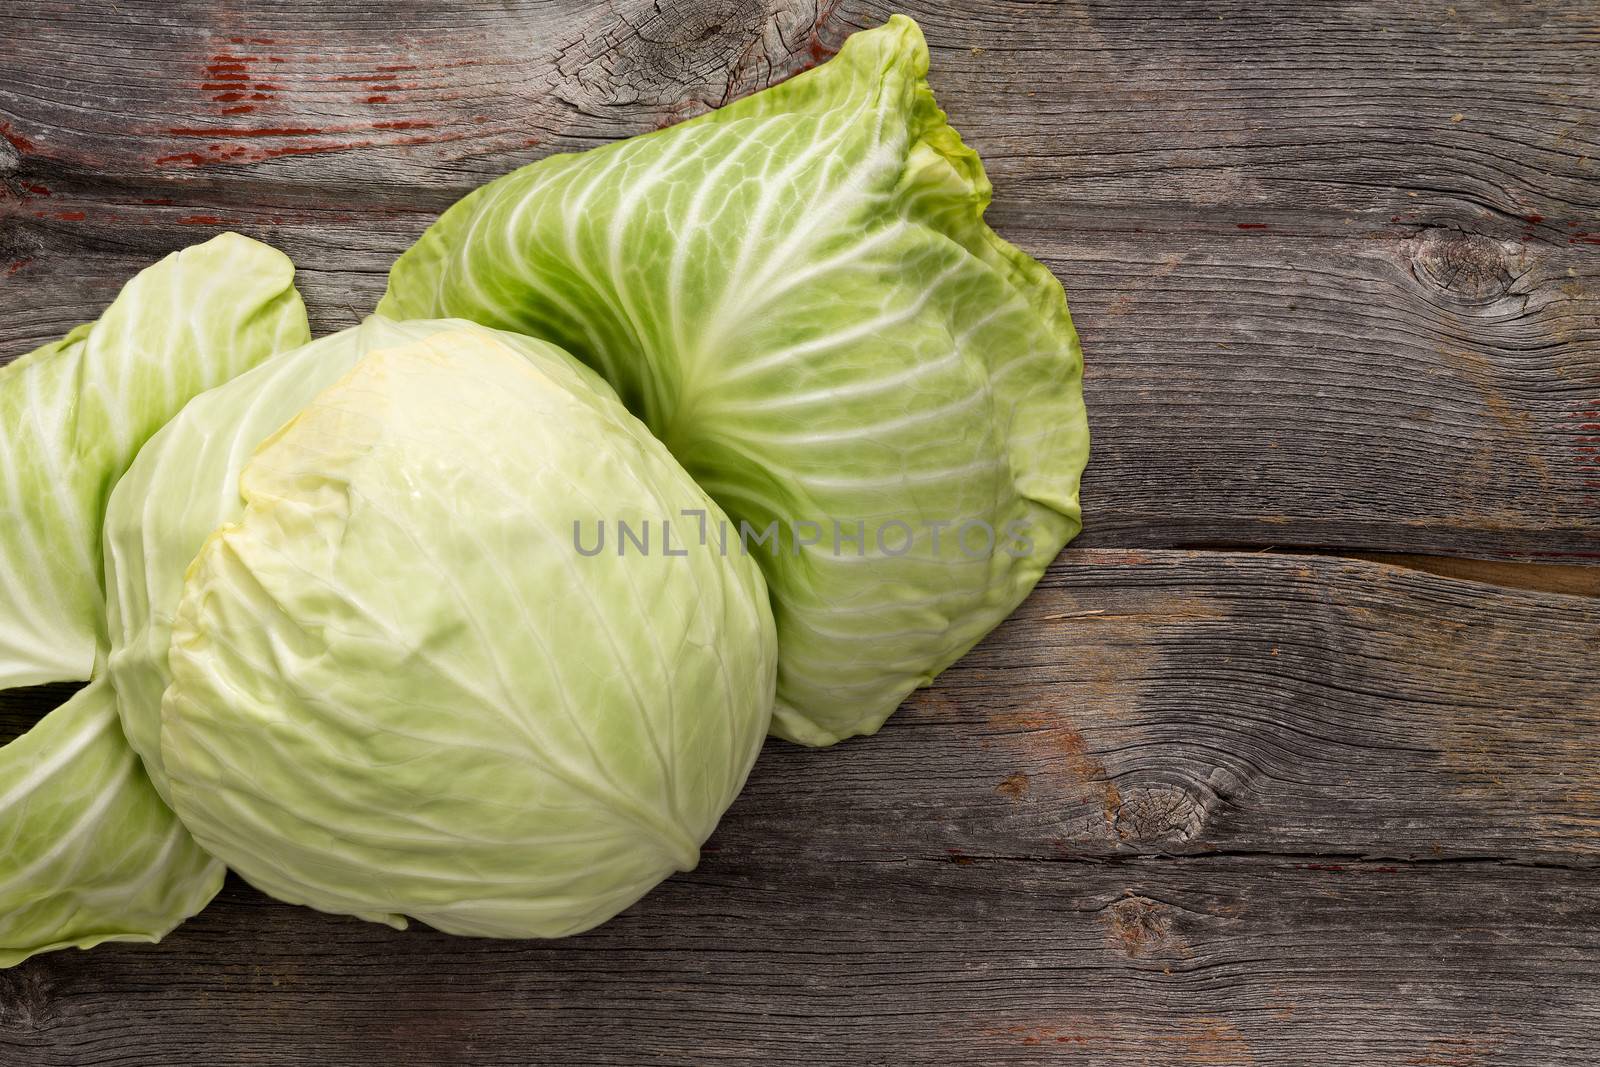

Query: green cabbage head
[
  {"left": 105, "top": 317, "right": 777, "bottom": 937},
  {"left": 380, "top": 15, "right": 1090, "bottom": 746}
]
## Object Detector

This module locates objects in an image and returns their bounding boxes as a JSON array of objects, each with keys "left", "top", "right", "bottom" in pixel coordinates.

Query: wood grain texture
[
  {"left": 4, "top": 552, "right": 1599, "bottom": 1065},
  {"left": 4, "top": 859, "right": 1597, "bottom": 1067},
  {"left": 717, "top": 550, "right": 1600, "bottom": 868},
  {"left": 1, "top": 0, "right": 1594, "bottom": 219}
]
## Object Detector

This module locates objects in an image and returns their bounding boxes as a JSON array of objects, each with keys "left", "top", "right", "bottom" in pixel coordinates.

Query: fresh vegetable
[
  {"left": 0, "top": 235, "right": 309, "bottom": 966},
  {"left": 380, "top": 15, "right": 1089, "bottom": 745},
  {"left": 1, "top": 14, "right": 1087, "bottom": 968},
  {"left": 108, "top": 317, "right": 776, "bottom": 937}
]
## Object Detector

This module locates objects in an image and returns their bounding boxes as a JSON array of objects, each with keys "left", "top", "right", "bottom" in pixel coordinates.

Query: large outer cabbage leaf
[
  {"left": 140, "top": 319, "right": 775, "bottom": 937},
  {"left": 1, "top": 234, "right": 310, "bottom": 967},
  {"left": 0, "top": 675, "right": 217, "bottom": 968},
  {"left": 379, "top": 15, "right": 1089, "bottom": 745}
]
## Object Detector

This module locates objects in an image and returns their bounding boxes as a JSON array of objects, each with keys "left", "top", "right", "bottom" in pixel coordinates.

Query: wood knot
[
  {"left": 1411, "top": 228, "right": 1517, "bottom": 304},
  {"left": 1101, "top": 895, "right": 1190, "bottom": 960},
  {"left": 1112, "top": 782, "right": 1217, "bottom": 845},
  {"left": 556, "top": 0, "right": 769, "bottom": 111}
]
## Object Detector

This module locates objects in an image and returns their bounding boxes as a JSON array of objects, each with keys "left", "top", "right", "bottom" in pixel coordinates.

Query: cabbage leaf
[
  {"left": 1, "top": 234, "right": 309, "bottom": 966},
  {"left": 380, "top": 16, "right": 1089, "bottom": 745}
]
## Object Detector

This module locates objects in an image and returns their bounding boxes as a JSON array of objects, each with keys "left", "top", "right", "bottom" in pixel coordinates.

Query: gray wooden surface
[{"left": 2, "top": 1, "right": 1598, "bottom": 1064}]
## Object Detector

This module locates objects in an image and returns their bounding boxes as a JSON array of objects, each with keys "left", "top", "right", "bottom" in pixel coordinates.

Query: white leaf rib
[{"left": 0, "top": 700, "right": 117, "bottom": 814}]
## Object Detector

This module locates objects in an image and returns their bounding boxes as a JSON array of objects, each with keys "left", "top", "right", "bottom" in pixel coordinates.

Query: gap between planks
[{"left": 1173, "top": 546, "right": 1600, "bottom": 598}]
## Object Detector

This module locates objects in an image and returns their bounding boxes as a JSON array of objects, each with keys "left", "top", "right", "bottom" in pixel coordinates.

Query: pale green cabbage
[
  {"left": 2, "top": 14, "right": 1087, "bottom": 968},
  {"left": 380, "top": 15, "right": 1090, "bottom": 745},
  {"left": 0, "top": 234, "right": 310, "bottom": 966},
  {"left": 108, "top": 318, "right": 776, "bottom": 937}
]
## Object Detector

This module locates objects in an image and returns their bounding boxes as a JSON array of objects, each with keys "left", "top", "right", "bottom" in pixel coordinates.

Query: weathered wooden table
[{"left": 3, "top": 2, "right": 1597, "bottom": 1064}]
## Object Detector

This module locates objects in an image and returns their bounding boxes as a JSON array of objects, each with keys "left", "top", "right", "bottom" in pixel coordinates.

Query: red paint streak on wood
[
  {"left": 4, "top": 259, "right": 33, "bottom": 277},
  {"left": 1237, "top": 222, "right": 1269, "bottom": 230},
  {"left": 167, "top": 126, "right": 326, "bottom": 137},
  {"left": 21, "top": 182, "right": 50, "bottom": 197},
  {"left": 177, "top": 214, "right": 224, "bottom": 225},
  {"left": 153, "top": 152, "right": 209, "bottom": 166},
  {"left": 257, "top": 140, "right": 376, "bottom": 160},
  {"left": 253, "top": 83, "right": 284, "bottom": 92},
  {"left": 54, "top": 210, "right": 85, "bottom": 221},
  {"left": 0, "top": 124, "right": 36, "bottom": 152},
  {"left": 372, "top": 120, "right": 434, "bottom": 130},
  {"left": 366, "top": 95, "right": 390, "bottom": 104},
  {"left": 1525, "top": 214, "right": 1544, "bottom": 224},
  {"left": 981, "top": 1026, "right": 1083, "bottom": 1047},
  {"left": 374, "top": 64, "right": 417, "bottom": 72},
  {"left": 221, "top": 105, "right": 255, "bottom": 115},
  {"left": 213, "top": 91, "right": 246, "bottom": 102},
  {"left": 251, "top": 92, "right": 273, "bottom": 101}
]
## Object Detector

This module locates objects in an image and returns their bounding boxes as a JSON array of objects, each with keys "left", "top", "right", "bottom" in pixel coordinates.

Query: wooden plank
[
  {"left": 4, "top": 858, "right": 1597, "bottom": 1066},
  {"left": 713, "top": 549, "right": 1600, "bottom": 867},
  {"left": 3, "top": 202, "right": 1595, "bottom": 556},
  {"left": 1, "top": 0, "right": 1595, "bottom": 228}
]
